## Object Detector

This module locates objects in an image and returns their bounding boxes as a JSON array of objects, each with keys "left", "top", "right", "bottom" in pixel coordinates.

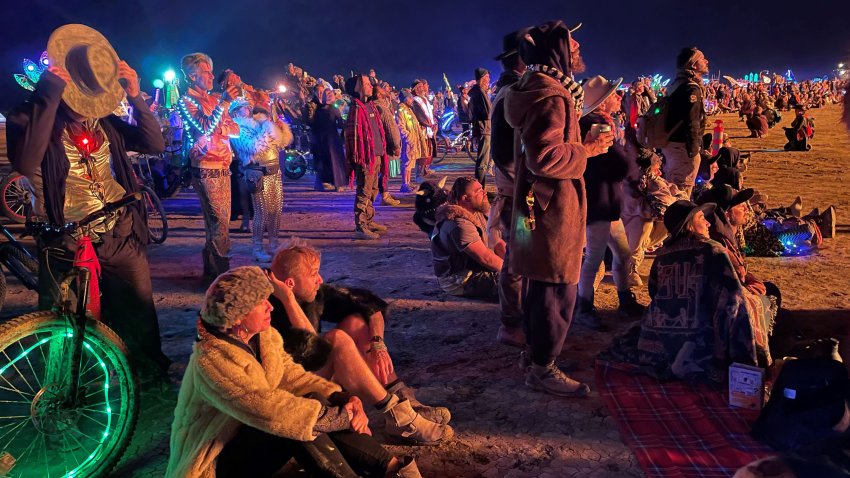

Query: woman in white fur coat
[{"left": 166, "top": 266, "right": 420, "bottom": 477}]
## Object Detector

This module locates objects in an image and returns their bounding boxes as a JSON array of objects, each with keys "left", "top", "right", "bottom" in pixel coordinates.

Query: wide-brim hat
[
  {"left": 47, "top": 24, "right": 125, "bottom": 119},
  {"left": 663, "top": 200, "right": 716, "bottom": 238},
  {"left": 697, "top": 185, "right": 754, "bottom": 211},
  {"left": 581, "top": 75, "right": 623, "bottom": 116},
  {"left": 494, "top": 28, "right": 532, "bottom": 61}
]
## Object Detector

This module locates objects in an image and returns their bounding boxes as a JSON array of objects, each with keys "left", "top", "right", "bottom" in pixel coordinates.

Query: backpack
[{"left": 635, "top": 95, "right": 681, "bottom": 149}]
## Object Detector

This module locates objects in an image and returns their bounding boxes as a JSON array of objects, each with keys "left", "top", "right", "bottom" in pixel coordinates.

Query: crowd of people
[{"left": 5, "top": 19, "right": 849, "bottom": 478}]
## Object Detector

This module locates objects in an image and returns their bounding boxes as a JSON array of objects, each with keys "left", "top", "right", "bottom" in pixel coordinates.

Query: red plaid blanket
[{"left": 595, "top": 360, "right": 774, "bottom": 478}]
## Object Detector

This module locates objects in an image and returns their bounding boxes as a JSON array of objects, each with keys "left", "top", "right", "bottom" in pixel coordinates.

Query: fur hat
[{"left": 201, "top": 266, "right": 273, "bottom": 328}]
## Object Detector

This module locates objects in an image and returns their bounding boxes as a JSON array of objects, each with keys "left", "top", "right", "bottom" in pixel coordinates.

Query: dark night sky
[{"left": 1, "top": 0, "right": 848, "bottom": 112}]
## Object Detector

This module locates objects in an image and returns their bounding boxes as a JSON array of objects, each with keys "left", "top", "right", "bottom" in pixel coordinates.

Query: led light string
[{"left": 177, "top": 96, "right": 226, "bottom": 149}]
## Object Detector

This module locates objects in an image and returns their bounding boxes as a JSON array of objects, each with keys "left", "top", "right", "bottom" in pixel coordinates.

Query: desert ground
[{"left": 0, "top": 104, "right": 848, "bottom": 477}]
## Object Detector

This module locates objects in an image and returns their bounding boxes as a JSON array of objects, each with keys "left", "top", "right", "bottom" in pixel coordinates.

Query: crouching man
[
  {"left": 268, "top": 242, "right": 453, "bottom": 446},
  {"left": 430, "top": 176, "right": 504, "bottom": 300}
]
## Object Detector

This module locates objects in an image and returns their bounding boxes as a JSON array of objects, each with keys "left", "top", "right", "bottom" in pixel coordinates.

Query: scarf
[
  {"left": 527, "top": 64, "right": 584, "bottom": 112},
  {"left": 348, "top": 99, "right": 386, "bottom": 174}
]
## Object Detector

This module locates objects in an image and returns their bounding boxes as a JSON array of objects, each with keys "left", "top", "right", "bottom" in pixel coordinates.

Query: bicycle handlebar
[{"left": 76, "top": 192, "right": 142, "bottom": 229}]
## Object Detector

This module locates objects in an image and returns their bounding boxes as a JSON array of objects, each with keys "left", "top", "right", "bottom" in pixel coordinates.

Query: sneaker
[
  {"left": 519, "top": 351, "right": 579, "bottom": 374},
  {"left": 253, "top": 248, "right": 272, "bottom": 263},
  {"left": 355, "top": 227, "right": 380, "bottom": 240},
  {"left": 573, "top": 297, "right": 608, "bottom": 331},
  {"left": 819, "top": 206, "right": 836, "bottom": 239},
  {"left": 525, "top": 363, "right": 590, "bottom": 398},
  {"left": 617, "top": 291, "right": 646, "bottom": 317},
  {"left": 379, "top": 192, "right": 401, "bottom": 206},
  {"left": 626, "top": 270, "right": 643, "bottom": 288},
  {"left": 496, "top": 325, "right": 526, "bottom": 347},
  {"left": 367, "top": 222, "right": 388, "bottom": 233}
]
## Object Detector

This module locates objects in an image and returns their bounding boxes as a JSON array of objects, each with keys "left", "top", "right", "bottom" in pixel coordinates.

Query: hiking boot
[
  {"left": 519, "top": 351, "right": 579, "bottom": 374},
  {"left": 253, "top": 247, "right": 272, "bottom": 263},
  {"left": 617, "top": 290, "right": 646, "bottom": 317},
  {"left": 525, "top": 362, "right": 590, "bottom": 398},
  {"left": 573, "top": 296, "right": 607, "bottom": 331},
  {"left": 496, "top": 325, "right": 526, "bottom": 347},
  {"left": 819, "top": 206, "right": 836, "bottom": 239},
  {"left": 387, "top": 381, "right": 452, "bottom": 425},
  {"left": 367, "top": 222, "right": 388, "bottom": 234},
  {"left": 392, "top": 456, "right": 422, "bottom": 478},
  {"left": 382, "top": 395, "right": 453, "bottom": 445},
  {"left": 380, "top": 192, "right": 401, "bottom": 206},
  {"left": 355, "top": 227, "right": 380, "bottom": 240}
]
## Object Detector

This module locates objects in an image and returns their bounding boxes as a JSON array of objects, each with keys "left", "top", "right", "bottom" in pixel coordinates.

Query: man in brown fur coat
[{"left": 504, "top": 20, "right": 613, "bottom": 397}]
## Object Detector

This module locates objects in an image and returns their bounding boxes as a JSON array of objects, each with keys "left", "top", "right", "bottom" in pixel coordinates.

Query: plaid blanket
[{"left": 595, "top": 360, "right": 773, "bottom": 478}]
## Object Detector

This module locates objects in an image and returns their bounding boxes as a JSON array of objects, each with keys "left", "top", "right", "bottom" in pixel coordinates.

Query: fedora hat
[
  {"left": 581, "top": 75, "right": 623, "bottom": 116},
  {"left": 494, "top": 28, "right": 530, "bottom": 61},
  {"left": 47, "top": 24, "right": 125, "bottom": 119}
]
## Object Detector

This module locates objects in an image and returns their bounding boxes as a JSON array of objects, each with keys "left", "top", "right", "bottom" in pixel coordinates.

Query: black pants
[
  {"left": 37, "top": 211, "right": 171, "bottom": 380},
  {"left": 473, "top": 134, "right": 491, "bottom": 186},
  {"left": 524, "top": 280, "right": 578, "bottom": 366},
  {"left": 216, "top": 425, "right": 392, "bottom": 478}
]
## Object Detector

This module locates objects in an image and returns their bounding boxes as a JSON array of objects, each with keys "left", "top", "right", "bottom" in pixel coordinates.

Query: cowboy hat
[
  {"left": 47, "top": 24, "right": 125, "bottom": 119},
  {"left": 581, "top": 75, "right": 623, "bottom": 116},
  {"left": 494, "top": 28, "right": 531, "bottom": 61},
  {"left": 663, "top": 200, "right": 716, "bottom": 238}
]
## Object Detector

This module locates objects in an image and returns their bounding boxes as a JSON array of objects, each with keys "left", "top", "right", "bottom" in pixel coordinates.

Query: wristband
[
  {"left": 368, "top": 341, "right": 388, "bottom": 353},
  {"left": 369, "top": 336, "right": 383, "bottom": 343}
]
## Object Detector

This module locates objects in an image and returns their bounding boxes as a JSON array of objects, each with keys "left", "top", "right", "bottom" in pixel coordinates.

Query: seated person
[
  {"left": 430, "top": 176, "right": 504, "bottom": 300},
  {"left": 744, "top": 192, "right": 836, "bottom": 256},
  {"left": 268, "top": 242, "right": 453, "bottom": 446},
  {"left": 746, "top": 107, "right": 770, "bottom": 138},
  {"left": 636, "top": 201, "right": 771, "bottom": 382},
  {"left": 784, "top": 105, "right": 814, "bottom": 151},
  {"left": 166, "top": 266, "right": 421, "bottom": 478}
]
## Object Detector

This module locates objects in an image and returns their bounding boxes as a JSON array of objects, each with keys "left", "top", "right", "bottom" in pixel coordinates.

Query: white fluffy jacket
[{"left": 165, "top": 324, "right": 340, "bottom": 478}]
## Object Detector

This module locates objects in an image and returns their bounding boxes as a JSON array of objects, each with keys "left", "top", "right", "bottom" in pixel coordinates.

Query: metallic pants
[
  {"left": 251, "top": 172, "right": 283, "bottom": 251},
  {"left": 192, "top": 170, "right": 231, "bottom": 278}
]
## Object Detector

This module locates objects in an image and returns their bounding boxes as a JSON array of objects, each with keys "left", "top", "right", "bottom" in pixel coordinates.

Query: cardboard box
[{"left": 729, "top": 363, "right": 765, "bottom": 410}]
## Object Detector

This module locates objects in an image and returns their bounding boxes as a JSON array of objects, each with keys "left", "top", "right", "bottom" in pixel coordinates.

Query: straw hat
[
  {"left": 581, "top": 75, "right": 623, "bottom": 116},
  {"left": 47, "top": 24, "right": 125, "bottom": 119}
]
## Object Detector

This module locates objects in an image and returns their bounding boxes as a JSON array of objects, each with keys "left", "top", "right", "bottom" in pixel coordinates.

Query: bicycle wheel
[
  {"left": 140, "top": 185, "right": 168, "bottom": 244},
  {"left": 0, "top": 173, "right": 30, "bottom": 224},
  {"left": 0, "top": 242, "right": 38, "bottom": 290},
  {"left": 433, "top": 137, "right": 450, "bottom": 164},
  {"left": 0, "top": 311, "right": 138, "bottom": 478},
  {"left": 284, "top": 151, "right": 308, "bottom": 180},
  {"left": 463, "top": 138, "right": 475, "bottom": 162}
]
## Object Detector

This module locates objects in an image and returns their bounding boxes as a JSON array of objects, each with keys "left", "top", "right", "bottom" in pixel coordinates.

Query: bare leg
[
  {"left": 337, "top": 314, "right": 399, "bottom": 384},
  {"left": 315, "top": 329, "right": 389, "bottom": 406}
]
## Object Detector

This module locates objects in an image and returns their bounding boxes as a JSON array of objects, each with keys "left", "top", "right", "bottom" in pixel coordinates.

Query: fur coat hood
[
  {"left": 435, "top": 203, "right": 489, "bottom": 246},
  {"left": 165, "top": 324, "right": 340, "bottom": 478}
]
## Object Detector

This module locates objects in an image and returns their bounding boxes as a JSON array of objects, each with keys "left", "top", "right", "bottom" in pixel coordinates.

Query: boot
[
  {"left": 573, "top": 296, "right": 607, "bottom": 331},
  {"left": 617, "top": 290, "right": 645, "bottom": 317},
  {"left": 526, "top": 362, "right": 590, "bottom": 398},
  {"left": 355, "top": 227, "right": 380, "bottom": 240},
  {"left": 387, "top": 381, "right": 451, "bottom": 425},
  {"left": 253, "top": 246, "right": 272, "bottom": 263},
  {"left": 392, "top": 456, "right": 422, "bottom": 478},
  {"left": 380, "top": 192, "right": 401, "bottom": 206},
  {"left": 818, "top": 206, "right": 836, "bottom": 239},
  {"left": 789, "top": 196, "right": 803, "bottom": 218},
  {"left": 381, "top": 395, "right": 453, "bottom": 445},
  {"left": 367, "top": 222, "right": 388, "bottom": 234}
]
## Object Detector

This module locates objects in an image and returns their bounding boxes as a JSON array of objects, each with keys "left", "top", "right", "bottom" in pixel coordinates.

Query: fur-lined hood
[{"left": 435, "top": 203, "right": 488, "bottom": 231}]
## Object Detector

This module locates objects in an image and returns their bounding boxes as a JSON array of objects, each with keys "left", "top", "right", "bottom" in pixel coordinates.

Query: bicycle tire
[
  {"left": 0, "top": 242, "right": 38, "bottom": 290},
  {"left": 0, "top": 268, "right": 6, "bottom": 312},
  {"left": 140, "top": 185, "right": 168, "bottom": 244},
  {"left": 0, "top": 311, "right": 139, "bottom": 478},
  {"left": 284, "top": 152, "right": 308, "bottom": 180},
  {"left": 432, "top": 137, "right": 450, "bottom": 164},
  {"left": 0, "top": 173, "right": 30, "bottom": 224}
]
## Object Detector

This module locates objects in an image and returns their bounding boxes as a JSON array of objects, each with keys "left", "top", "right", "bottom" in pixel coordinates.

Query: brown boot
[
  {"left": 387, "top": 381, "right": 452, "bottom": 424},
  {"left": 381, "top": 395, "right": 453, "bottom": 445},
  {"left": 392, "top": 456, "right": 422, "bottom": 478}
]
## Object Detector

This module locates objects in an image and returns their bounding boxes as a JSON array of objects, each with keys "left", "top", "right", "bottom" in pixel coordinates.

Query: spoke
[
  {"left": 0, "top": 419, "right": 29, "bottom": 449},
  {"left": 2, "top": 347, "right": 37, "bottom": 396},
  {"left": 41, "top": 433, "right": 51, "bottom": 478},
  {"left": 10, "top": 428, "right": 39, "bottom": 467},
  {"left": 69, "top": 425, "right": 101, "bottom": 445},
  {"left": 77, "top": 409, "right": 109, "bottom": 430},
  {"left": 21, "top": 341, "right": 44, "bottom": 391}
]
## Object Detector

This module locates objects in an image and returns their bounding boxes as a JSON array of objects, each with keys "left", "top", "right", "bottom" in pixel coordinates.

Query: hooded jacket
[
  {"left": 504, "top": 71, "right": 587, "bottom": 284},
  {"left": 491, "top": 69, "right": 523, "bottom": 197}
]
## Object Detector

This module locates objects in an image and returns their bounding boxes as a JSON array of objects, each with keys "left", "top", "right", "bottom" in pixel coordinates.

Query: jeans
[
  {"left": 491, "top": 193, "right": 524, "bottom": 328},
  {"left": 578, "top": 220, "right": 632, "bottom": 302},
  {"left": 660, "top": 142, "right": 700, "bottom": 196},
  {"left": 217, "top": 426, "right": 392, "bottom": 478},
  {"left": 474, "top": 134, "right": 491, "bottom": 186},
  {"left": 622, "top": 214, "right": 668, "bottom": 273},
  {"left": 525, "top": 280, "right": 578, "bottom": 366}
]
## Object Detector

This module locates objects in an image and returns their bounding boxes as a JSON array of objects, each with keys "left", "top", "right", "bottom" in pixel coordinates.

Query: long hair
[{"left": 448, "top": 176, "right": 477, "bottom": 204}]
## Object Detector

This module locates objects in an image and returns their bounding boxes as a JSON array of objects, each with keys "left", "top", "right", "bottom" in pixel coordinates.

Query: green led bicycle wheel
[{"left": 0, "top": 311, "right": 138, "bottom": 478}]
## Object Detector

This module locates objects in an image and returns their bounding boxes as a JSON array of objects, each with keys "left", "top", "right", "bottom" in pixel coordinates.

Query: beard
[
  {"left": 475, "top": 197, "right": 491, "bottom": 214},
  {"left": 571, "top": 50, "right": 586, "bottom": 74}
]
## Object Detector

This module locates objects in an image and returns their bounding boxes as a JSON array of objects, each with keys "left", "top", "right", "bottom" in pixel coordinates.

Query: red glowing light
[{"left": 82, "top": 138, "right": 89, "bottom": 145}]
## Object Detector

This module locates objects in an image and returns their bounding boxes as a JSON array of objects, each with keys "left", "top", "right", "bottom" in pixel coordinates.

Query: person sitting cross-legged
[
  {"left": 430, "top": 176, "right": 504, "bottom": 301},
  {"left": 267, "top": 242, "right": 453, "bottom": 446}
]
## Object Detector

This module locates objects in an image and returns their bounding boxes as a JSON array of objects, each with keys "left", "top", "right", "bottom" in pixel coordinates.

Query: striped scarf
[{"left": 527, "top": 64, "right": 584, "bottom": 112}]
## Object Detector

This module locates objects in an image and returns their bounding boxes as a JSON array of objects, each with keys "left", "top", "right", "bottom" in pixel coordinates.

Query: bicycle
[
  {"left": 0, "top": 193, "right": 141, "bottom": 478},
  {"left": 433, "top": 129, "right": 474, "bottom": 164},
  {"left": 0, "top": 221, "right": 39, "bottom": 312},
  {"left": 0, "top": 173, "right": 31, "bottom": 224},
  {"left": 130, "top": 154, "right": 169, "bottom": 244},
  {"left": 283, "top": 124, "right": 314, "bottom": 180}
]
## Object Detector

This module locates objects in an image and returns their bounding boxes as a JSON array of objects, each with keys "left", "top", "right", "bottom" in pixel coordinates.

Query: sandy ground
[{"left": 0, "top": 104, "right": 848, "bottom": 477}]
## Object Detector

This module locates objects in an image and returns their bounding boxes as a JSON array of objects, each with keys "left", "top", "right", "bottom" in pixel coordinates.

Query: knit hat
[
  {"left": 474, "top": 67, "right": 490, "bottom": 81},
  {"left": 201, "top": 266, "right": 273, "bottom": 328}
]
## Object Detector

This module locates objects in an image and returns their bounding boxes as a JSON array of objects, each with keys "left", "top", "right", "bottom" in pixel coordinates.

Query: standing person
[
  {"left": 179, "top": 52, "right": 241, "bottom": 282},
  {"left": 457, "top": 84, "right": 472, "bottom": 135},
  {"left": 575, "top": 76, "right": 644, "bottom": 329},
  {"left": 345, "top": 74, "right": 387, "bottom": 240},
  {"left": 6, "top": 24, "right": 171, "bottom": 381},
  {"left": 372, "top": 80, "right": 402, "bottom": 206},
  {"left": 662, "top": 47, "right": 708, "bottom": 196},
  {"left": 397, "top": 91, "right": 428, "bottom": 193},
  {"left": 469, "top": 68, "right": 492, "bottom": 185},
  {"left": 230, "top": 99, "right": 293, "bottom": 263},
  {"left": 229, "top": 99, "right": 254, "bottom": 233},
  {"left": 489, "top": 28, "right": 529, "bottom": 347},
  {"left": 411, "top": 79, "right": 435, "bottom": 178},
  {"left": 311, "top": 89, "right": 348, "bottom": 191},
  {"left": 504, "top": 20, "right": 613, "bottom": 397}
]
